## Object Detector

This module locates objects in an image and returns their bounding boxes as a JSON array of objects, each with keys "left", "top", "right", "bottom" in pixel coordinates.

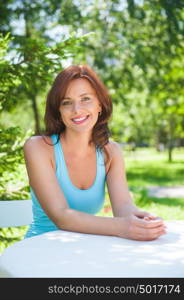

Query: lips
[{"left": 71, "top": 115, "right": 89, "bottom": 124}]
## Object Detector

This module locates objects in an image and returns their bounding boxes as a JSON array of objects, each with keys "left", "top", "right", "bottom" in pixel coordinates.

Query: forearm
[
  {"left": 112, "top": 200, "right": 154, "bottom": 219},
  {"left": 111, "top": 198, "right": 140, "bottom": 217},
  {"left": 53, "top": 208, "right": 121, "bottom": 237},
  {"left": 48, "top": 204, "right": 165, "bottom": 241}
]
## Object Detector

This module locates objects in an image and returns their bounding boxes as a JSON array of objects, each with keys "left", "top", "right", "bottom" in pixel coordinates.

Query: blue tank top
[{"left": 25, "top": 134, "right": 106, "bottom": 238}]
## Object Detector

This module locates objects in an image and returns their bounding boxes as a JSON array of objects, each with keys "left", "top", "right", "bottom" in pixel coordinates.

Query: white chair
[{"left": 0, "top": 200, "right": 33, "bottom": 228}]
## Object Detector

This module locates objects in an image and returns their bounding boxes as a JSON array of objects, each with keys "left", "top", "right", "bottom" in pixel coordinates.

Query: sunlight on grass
[
  {"left": 124, "top": 147, "right": 184, "bottom": 187},
  {"left": 99, "top": 147, "right": 184, "bottom": 220},
  {"left": 144, "top": 203, "right": 184, "bottom": 220}
]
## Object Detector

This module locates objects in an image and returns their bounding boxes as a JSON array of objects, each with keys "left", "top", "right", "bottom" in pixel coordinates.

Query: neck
[{"left": 61, "top": 130, "right": 94, "bottom": 156}]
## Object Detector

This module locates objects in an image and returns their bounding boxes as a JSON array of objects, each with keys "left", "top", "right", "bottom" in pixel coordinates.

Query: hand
[
  {"left": 134, "top": 209, "right": 163, "bottom": 221},
  {"left": 117, "top": 214, "right": 167, "bottom": 241}
]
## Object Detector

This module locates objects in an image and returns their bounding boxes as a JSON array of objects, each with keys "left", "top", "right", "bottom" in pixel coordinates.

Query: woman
[{"left": 23, "top": 64, "right": 166, "bottom": 240}]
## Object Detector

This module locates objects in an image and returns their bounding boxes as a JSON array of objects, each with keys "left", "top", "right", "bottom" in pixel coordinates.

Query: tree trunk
[
  {"left": 168, "top": 144, "right": 173, "bottom": 162},
  {"left": 168, "top": 115, "right": 175, "bottom": 163},
  {"left": 24, "top": 10, "right": 40, "bottom": 134},
  {"left": 31, "top": 94, "right": 40, "bottom": 134}
]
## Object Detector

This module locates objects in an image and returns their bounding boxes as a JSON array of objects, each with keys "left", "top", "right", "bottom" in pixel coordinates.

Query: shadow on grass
[
  {"left": 149, "top": 197, "right": 184, "bottom": 208},
  {"left": 130, "top": 187, "right": 184, "bottom": 208},
  {"left": 127, "top": 167, "right": 183, "bottom": 186},
  {"left": 167, "top": 160, "right": 184, "bottom": 164}
]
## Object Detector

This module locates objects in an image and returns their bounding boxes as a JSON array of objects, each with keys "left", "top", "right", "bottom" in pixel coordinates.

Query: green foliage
[
  {"left": 1, "top": 31, "right": 92, "bottom": 112},
  {"left": 66, "top": 0, "right": 184, "bottom": 159},
  {"left": 0, "top": 34, "right": 30, "bottom": 202},
  {"left": 0, "top": 23, "right": 93, "bottom": 252},
  {"left": 0, "top": 33, "right": 21, "bottom": 110},
  {"left": 0, "top": 127, "right": 31, "bottom": 200},
  {"left": 0, "top": 126, "right": 31, "bottom": 254},
  {"left": 0, "top": 226, "right": 28, "bottom": 254},
  {"left": 1, "top": 1, "right": 184, "bottom": 153}
]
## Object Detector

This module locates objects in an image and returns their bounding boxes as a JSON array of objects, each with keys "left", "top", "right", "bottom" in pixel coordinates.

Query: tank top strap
[
  {"left": 96, "top": 147, "right": 106, "bottom": 178},
  {"left": 51, "top": 133, "right": 106, "bottom": 183},
  {"left": 50, "top": 134, "right": 64, "bottom": 172},
  {"left": 96, "top": 147, "right": 105, "bottom": 164},
  {"left": 51, "top": 134, "right": 81, "bottom": 179}
]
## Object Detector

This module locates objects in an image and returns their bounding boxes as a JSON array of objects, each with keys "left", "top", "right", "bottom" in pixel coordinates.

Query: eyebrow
[{"left": 63, "top": 93, "right": 93, "bottom": 100}]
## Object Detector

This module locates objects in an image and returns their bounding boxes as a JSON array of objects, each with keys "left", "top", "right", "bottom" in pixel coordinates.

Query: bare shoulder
[
  {"left": 23, "top": 135, "right": 53, "bottom": 155},
  {"left": 103, "top": 141, "right": 124, "bottom": 174},
  {"left": 105, "top": 140, "right": 123, "bottom": 158}
]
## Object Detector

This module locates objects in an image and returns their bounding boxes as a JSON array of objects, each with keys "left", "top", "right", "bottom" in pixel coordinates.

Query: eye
[
  {"left": 62, "top": 100, "right": 72, "bottom": 106},
  {"left": 81, "top": 97, "right": 91, "bottom": 102}
]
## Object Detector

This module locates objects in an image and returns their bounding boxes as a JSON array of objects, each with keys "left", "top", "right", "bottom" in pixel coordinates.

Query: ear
[{"left": 98, "top": 102, "right": 102, "bottom": 112}]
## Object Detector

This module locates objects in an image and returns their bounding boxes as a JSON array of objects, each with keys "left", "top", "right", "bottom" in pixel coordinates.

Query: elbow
[{"left": 52, "top": 207, "right": 76, "bottom": 230}]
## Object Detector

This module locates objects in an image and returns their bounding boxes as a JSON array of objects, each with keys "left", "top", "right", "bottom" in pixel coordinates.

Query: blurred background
[{"left": 0, "top": 0, "right": 184, "bottom": 253}]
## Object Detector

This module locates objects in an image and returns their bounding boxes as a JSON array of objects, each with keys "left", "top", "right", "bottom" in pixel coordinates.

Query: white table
[{"left": 0, "top": 221, "right": 184, "bottom": 278}]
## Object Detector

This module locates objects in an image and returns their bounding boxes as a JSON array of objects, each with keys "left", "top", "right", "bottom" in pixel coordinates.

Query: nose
[{"left": 72, "top": 101, "right": 82, "bottom": 112}]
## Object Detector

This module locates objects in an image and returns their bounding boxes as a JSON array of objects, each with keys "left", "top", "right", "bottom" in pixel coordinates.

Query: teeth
[{"left": 73, "top": 116, "right": 88, "bottom": 121}]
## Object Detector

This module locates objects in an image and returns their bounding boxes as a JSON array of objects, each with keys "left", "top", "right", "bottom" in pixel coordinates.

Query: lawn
[
  {"left": 124, "top": 147, "right": 184, "bottom": 187},
  {"left": 98, "top": 147, "right": 184, "bottom": 221}
]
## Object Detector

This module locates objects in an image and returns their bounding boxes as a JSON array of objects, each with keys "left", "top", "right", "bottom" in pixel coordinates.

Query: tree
[
  {"left": 0, "top": 29, "right": 92, "bottom": 251},
  {"left": 56, "top": 0, "right": 184, "bottom": 161},
  {"left": 0, "top": 0, "right": 90, "bottom": 133},
  {"left": 1, "top": 0, "right": 184, "bottom": 160}
]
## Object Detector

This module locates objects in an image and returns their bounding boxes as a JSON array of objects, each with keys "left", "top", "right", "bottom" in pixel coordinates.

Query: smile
[{"left": 71, "top": 115, "right": 89, "bottom": 124}]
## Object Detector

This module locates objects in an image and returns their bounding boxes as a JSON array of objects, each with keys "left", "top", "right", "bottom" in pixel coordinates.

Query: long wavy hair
[{"left": 44, "top": 64, "right": 113, "bottom": 161}]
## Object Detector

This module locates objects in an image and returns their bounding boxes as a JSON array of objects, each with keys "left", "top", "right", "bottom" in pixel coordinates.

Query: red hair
[{"left": 44, "top": 64, "right": 113, "bottom": 159}]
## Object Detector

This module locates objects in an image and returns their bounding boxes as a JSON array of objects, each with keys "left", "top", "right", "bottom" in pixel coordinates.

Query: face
[{"left": 59, "top": 78, "right": 102, "bottom": 133}]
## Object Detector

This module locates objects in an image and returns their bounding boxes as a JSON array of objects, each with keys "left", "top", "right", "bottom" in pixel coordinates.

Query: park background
[{"left": 0, "top": 0, "right": 183, "bottom": 253}]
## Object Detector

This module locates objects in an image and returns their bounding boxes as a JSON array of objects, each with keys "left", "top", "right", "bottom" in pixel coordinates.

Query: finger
[
  {"left": 150, "top": 226, "right": 167, "bottom": 235},
  {"left": 135, "top": 210, "right": 150, "bottom": 218},
  {"left": 138, "top": 227, "right": 167, "bottom": 241},
  {"left": 143, "top": 216, "right": 167, "bottom": 231},
  {"left": 148, "top": 230, "right": 167, "bottom": 241},
  {"left": 144, "top": 215, "right": 163, "bottom": 221},
  {"left": 134, "top": 216, "right": 164, "bottom": 228}
]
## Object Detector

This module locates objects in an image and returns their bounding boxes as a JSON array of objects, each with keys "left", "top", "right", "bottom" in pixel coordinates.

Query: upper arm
[
  {"left": 23, "top": 136, "right": 68, "bottom": 226},
  {"left": 106, "top": 141, "right": 133, "bottom": 216}
]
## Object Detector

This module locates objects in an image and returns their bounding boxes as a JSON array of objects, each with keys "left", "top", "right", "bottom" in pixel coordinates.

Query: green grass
[
  {"left": 124, "top": 147, "right": 184, "bottom": 187},
  {"left": 98, "top": 147, "right": 184, "bottom": 220}
]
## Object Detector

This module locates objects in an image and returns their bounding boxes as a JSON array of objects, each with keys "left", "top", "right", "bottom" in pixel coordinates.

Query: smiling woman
[
  {"left": 23, "top": 64, "right": 166, "bottom": 241},
  {"left": 59, "top": 78, "right": 102, "bottom": 133},
  {"left": 44, "top": 64, "right": 112, "bottom": 152}
]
